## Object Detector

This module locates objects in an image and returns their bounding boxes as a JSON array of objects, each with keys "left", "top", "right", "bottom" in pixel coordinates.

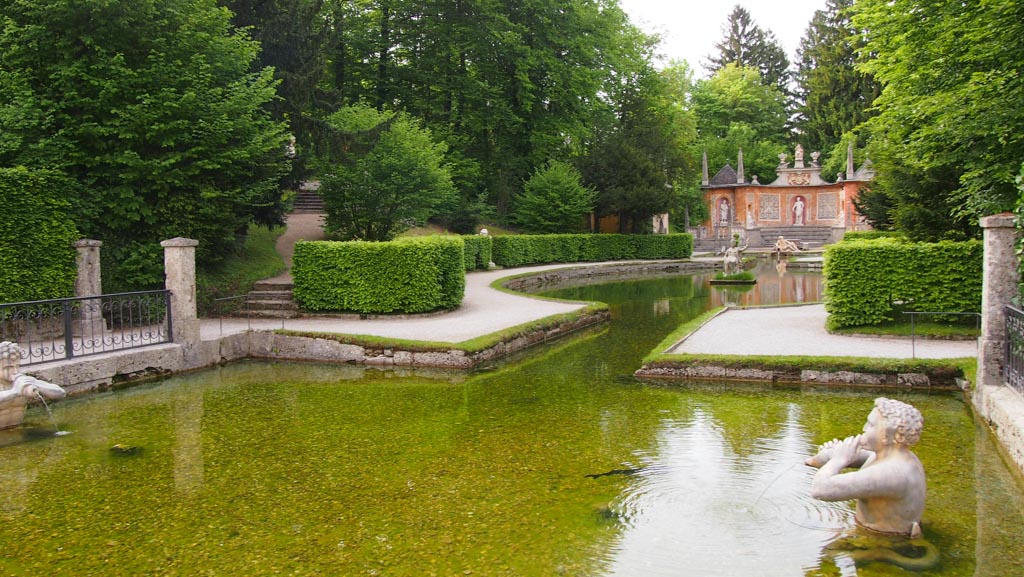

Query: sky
[{"left": 618, "top": 0, "right": 826, "bottom": 76}]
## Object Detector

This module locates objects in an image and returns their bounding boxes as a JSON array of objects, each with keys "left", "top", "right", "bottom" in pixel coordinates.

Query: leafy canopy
[{"left": 0, "top": 0, "right": 290, "bottom": 290}]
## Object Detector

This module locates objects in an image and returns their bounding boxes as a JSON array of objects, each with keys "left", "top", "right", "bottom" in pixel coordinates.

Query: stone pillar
[
  {"left": 161, "top": 238, "right": 200, "bottom": 346},
  {"left": 977, "top": 213, "right": 1018, "bottom": 390},
  {"left": 73, "top": 239, "right": 106, "bottom": 336}
]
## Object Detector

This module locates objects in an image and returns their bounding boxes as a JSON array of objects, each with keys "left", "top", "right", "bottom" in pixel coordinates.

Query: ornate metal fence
[
  {"left": 1005, "top": 305, "right": 1024, "bottom": 395},
  {"left": 0, "top": 290, "right": 172, "bottom": 366}
]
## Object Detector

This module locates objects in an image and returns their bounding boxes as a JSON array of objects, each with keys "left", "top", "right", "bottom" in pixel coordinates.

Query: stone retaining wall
[{"left": 635, "top": 362, "right": 959, "bottom": 389}]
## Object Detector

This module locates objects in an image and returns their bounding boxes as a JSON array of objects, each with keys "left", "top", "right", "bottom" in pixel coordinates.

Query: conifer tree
[{"left": 706, "top": 5, "right": 791, "bottom": 91}]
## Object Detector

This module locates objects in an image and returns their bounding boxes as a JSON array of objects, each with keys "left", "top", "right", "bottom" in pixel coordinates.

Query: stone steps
[
  {"left": 292, "top": 189, "right": 324, "bottom": 213},
  {"left": 242, "top": 281, "right": 300, "bottom": 318}
]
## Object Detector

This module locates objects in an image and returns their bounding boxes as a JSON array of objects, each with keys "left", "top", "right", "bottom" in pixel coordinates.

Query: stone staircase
[
  {"left": 292, "top": 186, "right": 324, "bottom": 213},
  {"left": 241, "top": 280, "right": 300, "bottom": 318},
  {"left": 756, "top": 226, "right": 832, "bottom": 249},
  {"left": 691, "top": 226, "right": 834, "bottom": 253}
]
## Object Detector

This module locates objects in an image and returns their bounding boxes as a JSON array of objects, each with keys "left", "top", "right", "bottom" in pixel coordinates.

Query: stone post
[
  {"left": 161, "top": 238, "right": 200, "bottom": 346},
  {"left": 977, "top": 213, "right": 1018, "bottom": 389},
  {"left": 73, "top": 239, "right": 106, "bottom": 336}
]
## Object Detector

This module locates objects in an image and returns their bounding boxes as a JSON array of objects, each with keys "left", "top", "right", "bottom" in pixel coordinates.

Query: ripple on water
[{"left": 600, "top": 414, "right": 855, "bottom": 576}]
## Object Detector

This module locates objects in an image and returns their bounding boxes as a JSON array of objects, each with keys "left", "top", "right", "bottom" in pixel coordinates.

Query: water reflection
[{"left": 705, "top": 259, "right": 824, "bottom": 308}]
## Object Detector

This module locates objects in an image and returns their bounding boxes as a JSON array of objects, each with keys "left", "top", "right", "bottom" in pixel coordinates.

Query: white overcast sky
[{"left": 618, "top": 0, "right": 826, "bottom": 76}]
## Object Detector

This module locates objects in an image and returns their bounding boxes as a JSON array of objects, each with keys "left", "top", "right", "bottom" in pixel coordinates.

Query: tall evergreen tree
[
  {"left": 706, "top": 5, "right": 791, "bottom": 91},
  {"left": 793, "top": 0, "right": 879, "bottom": 160}
]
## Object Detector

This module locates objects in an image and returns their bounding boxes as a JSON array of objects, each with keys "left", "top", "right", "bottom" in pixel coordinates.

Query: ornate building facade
[{"left": 699, "top": 144, "right": 874, "bottom": 247}]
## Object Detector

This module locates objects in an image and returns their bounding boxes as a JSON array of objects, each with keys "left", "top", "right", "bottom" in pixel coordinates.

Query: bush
[
  {"left": 292, "top": 236, "right": 465, "bottom": 314},
  {"left": 491, "top": 234, "right": 692, "bottom": 267},
  {"left": 512, "top": 161, "right": 595, "bottom": 233},
  {"left": 0, "top": 167, "right": 78, "bottom": 302},
  {"left": 461, "top": 235, "right": 492, "bottom": 271},
  {"left": 841, "top": 230, "right": 904, "bottom": 242},
  {"left": 824, "top": 238, "right": 982, "bottom": 329}
]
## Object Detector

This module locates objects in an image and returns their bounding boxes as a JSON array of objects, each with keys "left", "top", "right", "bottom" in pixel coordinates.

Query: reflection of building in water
[
  {"left": 708, "top": 267, "right": 823, "bottom": 308},
  {"left": 653, "top": 298, "right": 671, "bottom": 316}
]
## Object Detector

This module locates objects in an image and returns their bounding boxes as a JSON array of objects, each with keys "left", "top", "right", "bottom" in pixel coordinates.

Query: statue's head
[
  {"left": 0, "top": 341, "right": 22, "bottom": 386},
  {"left": 873, "top": 397, "right": 923, "bottom": 447}
]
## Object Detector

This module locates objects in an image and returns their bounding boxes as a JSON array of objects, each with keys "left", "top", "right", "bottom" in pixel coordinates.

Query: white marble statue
[
  {"left": 0, "top": 341, "right": 66, "bottom": 429},
  {"left": 806, "top": 397, "right": 926, "bottom": 537}
]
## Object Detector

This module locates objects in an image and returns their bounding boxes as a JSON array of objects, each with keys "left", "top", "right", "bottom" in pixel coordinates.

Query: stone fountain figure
[
  {"left": 0, "top": 341, "right": 67, "bottom": 429},
  {"left": 805, "top": 397, "right": 926, "bottom": 538}
]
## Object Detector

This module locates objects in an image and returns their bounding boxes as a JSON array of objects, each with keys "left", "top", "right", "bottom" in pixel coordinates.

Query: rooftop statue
[
  {"left": 0, "top": 341, "right": 67, "bottom": 429},
  {"left": 806, "top": 397, "right": 926, "bottom": 538}
]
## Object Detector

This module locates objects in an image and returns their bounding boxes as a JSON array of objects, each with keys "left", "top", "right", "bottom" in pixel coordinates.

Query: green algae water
[{"left": 3, "top": 273, "right": 1024, "bottom": 576}]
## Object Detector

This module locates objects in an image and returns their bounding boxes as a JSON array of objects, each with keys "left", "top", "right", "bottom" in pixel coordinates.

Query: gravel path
[{"left": 668, "top": 304, "right": 976, "bottom": 359}]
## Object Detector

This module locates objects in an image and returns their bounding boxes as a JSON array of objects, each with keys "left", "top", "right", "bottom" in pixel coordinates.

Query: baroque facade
[{"left": 701, "top": 144, "right": 874, "bottom": 242}]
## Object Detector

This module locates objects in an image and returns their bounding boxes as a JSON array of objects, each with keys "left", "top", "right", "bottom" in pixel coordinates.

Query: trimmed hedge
[
  {"left": 0, "top": 168, "right": 79, "bottom": 303},
  {"left": 841, "top": 230, "right": 905, "bottom": 242},
  {"left": 824, "top": 238, "right": 982, "bottom": 329},
  {"left": 462, "top": 234, "right": 493, "bottom": 271},
  {"left": 292, "top": 236, "right": 465, "bottom": 314},
  {"left": 491, "top": 233, "right": 692, "bottom": 267}
]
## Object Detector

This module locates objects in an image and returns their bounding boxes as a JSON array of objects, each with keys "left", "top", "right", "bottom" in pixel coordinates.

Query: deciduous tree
[{"left": 0, "top": 0, "right": 290, "bottom": 290}]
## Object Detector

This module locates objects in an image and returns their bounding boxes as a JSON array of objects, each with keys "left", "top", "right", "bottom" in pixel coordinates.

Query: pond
[{"left": 2, "top": 271, "right": 1022, "bottom": 576}]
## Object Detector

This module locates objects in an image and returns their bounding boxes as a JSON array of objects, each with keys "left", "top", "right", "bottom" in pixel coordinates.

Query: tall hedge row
[
  {"left": 824, "top": 238, "right": 983, "bottom": 329},
  {"left": 292, "top": 236, "right": 465, "bottom": 314},
  {"left": 462, "top": 235, "right": 492, "bottom": 271},
  {"left": 0, "top": 168, "right": 79, "bottom": 303},
  {"left": 491, "top": 234, "right": 692, "bottom": 267}
]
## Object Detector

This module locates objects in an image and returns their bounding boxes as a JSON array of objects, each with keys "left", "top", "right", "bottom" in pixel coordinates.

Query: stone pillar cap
[
  {"left": 980, "top": 213, "right": 1014, "bottom": 229},
  {"left": 73, "top": 239, "right": 103, "bottom": 247},
  {"left": 160, "top": 237, "right": 200, "bottom": 247}
]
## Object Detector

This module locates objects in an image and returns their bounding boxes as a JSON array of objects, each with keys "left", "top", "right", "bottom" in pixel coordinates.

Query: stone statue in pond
[
  {"left": 805, "top": 397, "right": 926, "bottom": 538},
  {"left": 0, "top": 341, "right": 67, "bottom": 429}
]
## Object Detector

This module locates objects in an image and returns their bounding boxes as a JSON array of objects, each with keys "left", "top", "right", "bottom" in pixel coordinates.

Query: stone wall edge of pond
[
  {"left": 635, "top": 362, "right": 962, "bottom": 390},
  {"left": 24, "top": 308, "right": 611, "bottom": 393}
]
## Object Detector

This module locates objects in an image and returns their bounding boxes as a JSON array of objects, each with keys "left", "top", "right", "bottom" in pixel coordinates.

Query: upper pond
[{"left": 2, "top": 270, "right": 1022, "bottom": 576}]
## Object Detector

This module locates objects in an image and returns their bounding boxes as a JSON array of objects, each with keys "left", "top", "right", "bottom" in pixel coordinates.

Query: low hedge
[
  {"left": 491, "top": 233, "right": 692, "bottom": 267},
  {"left": 824, "top": 238, "right": 982, "bottom": 329},
  {"left": 841, "top": 230, "right": 904, "bottom": 242},
  {"left": 462, "top": 234, "right": 493, "bottom": 271},
  {"left": 292, "top": 236, "right": 465, "bottom": 314},
  {"left": 0, "top": 167, "right": 79, "bottom": 303}
]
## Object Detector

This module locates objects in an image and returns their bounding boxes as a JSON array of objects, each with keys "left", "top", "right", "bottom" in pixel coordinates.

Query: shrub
[
  {"left": 491, "top": 234, "right": 692, "bottom": 267},
  {"left": 512, "top": 161, "right": 595, "bottom": 233},
  {"left": 292, "top": 236, "right": 464, "bottom": 314},
  {"left": 824, "top": 238, "right": 982, "bottom": 329},
  {"left": 461, "top": 235, "right": 492, "bottom": 271},
  {"left": 0, "top": 167, "right": 78, "bottom": 302},
  {"left": 841, "top": 230, "right": 905, "bottom": 242}
]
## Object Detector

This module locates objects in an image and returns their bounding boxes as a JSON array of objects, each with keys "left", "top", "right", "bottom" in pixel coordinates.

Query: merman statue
[
  {"left": 805, "top": 397, "right": 926, "bottom": 538},
  {"left": 0, "top": 341, "right": 67, "bottom": 429}
]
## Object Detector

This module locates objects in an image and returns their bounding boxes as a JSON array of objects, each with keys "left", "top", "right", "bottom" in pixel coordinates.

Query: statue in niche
[
  {"left": 806, "top": 397, "right": 926, "bottom": 538},
  {"left": 718, "top": 197, "right": 730, "bottom": 226},
  {"left": 792, "top": 196, "right": 806, "bottom": 225}
]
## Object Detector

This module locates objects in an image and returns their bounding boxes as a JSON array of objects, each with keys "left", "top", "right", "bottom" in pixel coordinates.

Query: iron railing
[
  {"left": 1005, "top": 305, "right": 1024, "bottom": 395},
  {"left": 0, "top": 290, "right": 172, "bottom": 366},
  {"left": 903, "top": 311, "right": 981, "bottom": 359}
]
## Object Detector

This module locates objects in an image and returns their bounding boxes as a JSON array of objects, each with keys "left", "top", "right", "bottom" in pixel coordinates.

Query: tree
[
  {"left": 512, "top": 161, "right": 596, "bottom": 234},
  {"left": 579, "top": 62, "right": 698, "bottom": 233},
  {"left": 319, "top": 105, "right": 456, "bottom": 241},
  {"left": 793, "top": 0, "right": 879, "bottom": 158},
  {"left": 852, "top": 0, "right": 1024, "bottom": 238},
  {"left": 691, "top": 64, "right": 788, "bottom": 180},
  {"left": 324, "top": 0, "right": 654, "bottom": 222},
  {"left": 0, "top": 0, "right": 290, "bottom": 290},
  {"left": 706, "top": 5, "right": 791, "bottom": 91}
]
